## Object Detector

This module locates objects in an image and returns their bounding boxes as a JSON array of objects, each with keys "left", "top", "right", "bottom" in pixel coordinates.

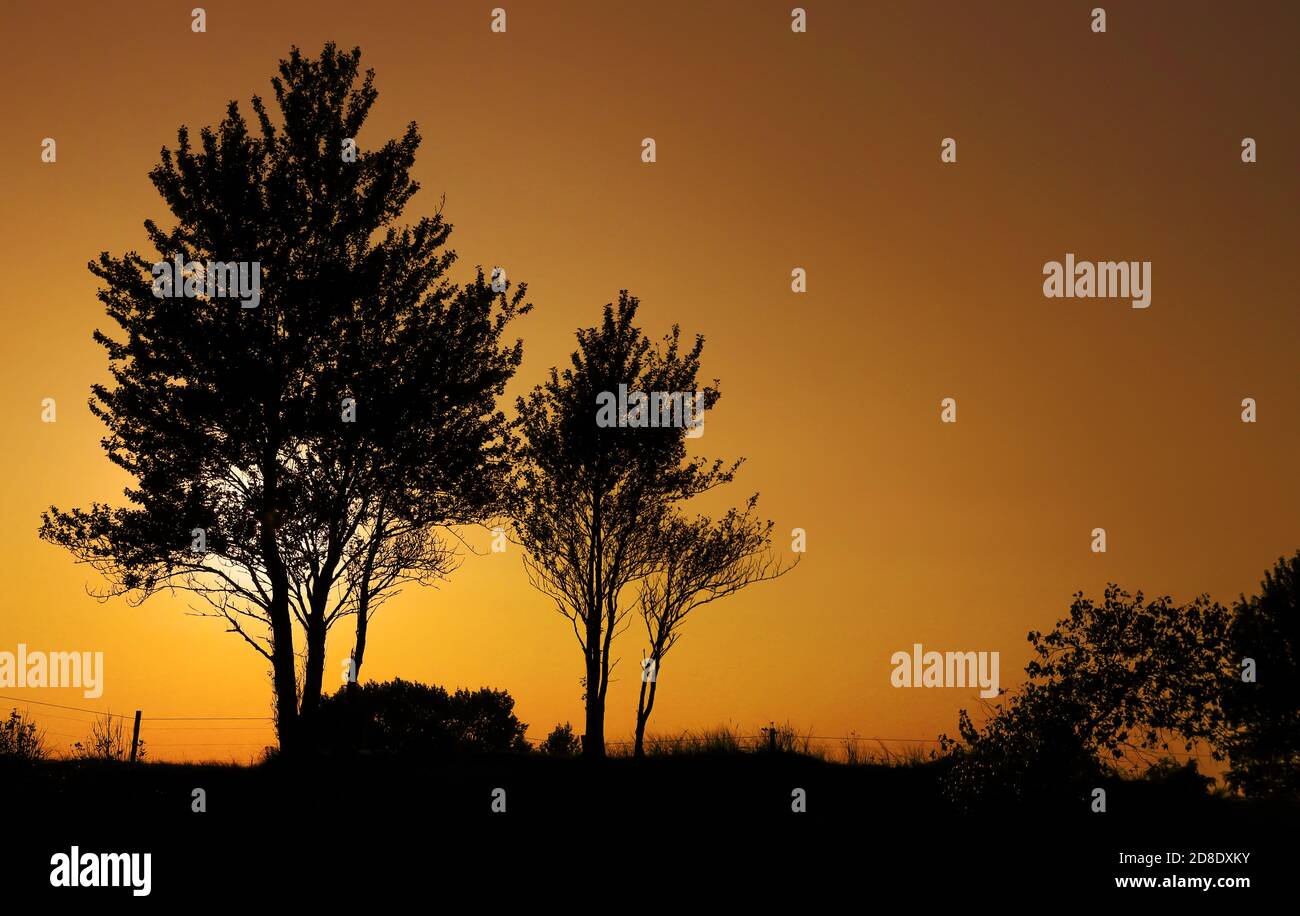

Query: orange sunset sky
[{"left": 1, "top": 0, "right": 1297, "bottom": 761}]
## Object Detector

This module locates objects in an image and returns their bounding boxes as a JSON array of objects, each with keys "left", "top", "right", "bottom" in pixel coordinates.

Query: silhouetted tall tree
[
  {"left": 633, "top": 498, "right": 794, "bottom": 757},
  {"left": 39, "top": 44, "right": 528, "bottom": 754},
  {"left": 510, "top": 293, "right": 732, "bottom": 757},
  {"left": 1221, "top": 551, "right": 1300, "bottom": 797}
]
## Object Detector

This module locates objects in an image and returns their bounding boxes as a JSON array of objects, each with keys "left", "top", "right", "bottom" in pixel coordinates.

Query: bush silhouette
[
  {"left": 940, "top": 684, "right": 1103, "bottom": 811},
  {"left": 0, "top": 709, "right": 48, "bottom": 762},
  {"left": 70, "top": 712, "right": 144, "bottom": 762},
  {"left": 941, "top": 585, "right": 1231, "bottom": 810},
  {"left": 539, "top": 722, "right": 581, "bottom": 757},
  {"left": 317, "top": 678, "right": 530, "bottom": 756}
]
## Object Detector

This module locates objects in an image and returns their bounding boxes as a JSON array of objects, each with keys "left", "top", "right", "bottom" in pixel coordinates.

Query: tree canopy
[{"left": 40, "top": 43, "right": 529, "bottom": 753}]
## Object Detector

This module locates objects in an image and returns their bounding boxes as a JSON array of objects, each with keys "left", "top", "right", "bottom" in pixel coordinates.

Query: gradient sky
[{"left": 1, "top": 0, "right": 1297, "bottom": 761}]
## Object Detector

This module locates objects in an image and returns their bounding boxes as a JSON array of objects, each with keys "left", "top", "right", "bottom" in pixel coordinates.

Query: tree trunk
[
  {"left": 268, "top": 596, "right": 299, "bottom": 756},
  {"left": 299, "top": 542, "right": 343, "bottom": 751},
  {"left": 261, "top": 516, "right": 300, "bottom": 757},
  {"left": 298, "top": 613, "right": 327, "bottom": 749},
  {"left": 633, "top": 664, "right": 659, "bottom": 758},
  {"left": 633, "top": 680, "right": 649, "bottom": 758},
  {"left": 350, "top": 607, "right": 368, "bottom": 692},
  {"left": 349, "top": 505, "right": 384, "bottom": 691},
  {"left": 583, "top": 495, "right": 606, "bottom": 759},
  {"left": 584, "top": 638, "right": 605, "bottom": 758}
]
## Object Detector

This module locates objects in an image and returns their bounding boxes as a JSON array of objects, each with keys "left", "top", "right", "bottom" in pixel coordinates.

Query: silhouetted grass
[{"left": 624, "top": 723, "right": 937, "bottom": 766}]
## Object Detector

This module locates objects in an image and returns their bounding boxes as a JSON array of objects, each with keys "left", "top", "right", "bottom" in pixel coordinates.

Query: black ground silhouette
[{"left": 6, "top": 750, "right": 1296, "bottom": 900}]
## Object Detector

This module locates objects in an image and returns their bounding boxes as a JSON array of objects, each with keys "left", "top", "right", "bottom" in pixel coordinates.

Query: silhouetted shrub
[
  {"left": 70, "top": 712, "right": 144, "bottom": 762},
  {"left": 539, "top": 722, "right": 581, "bottom": 757},
  {"left": 940, "top": 685, "right": 1103, "bottom": 811},
  {"left": 0, "top": 709, "right": 48, "bottom": 761},
  {"left": 940, "top": 585, "right": 1231, "bottom": 810},
  {"left": 317, "top": 678, "right": 530, "bottom": 756}
]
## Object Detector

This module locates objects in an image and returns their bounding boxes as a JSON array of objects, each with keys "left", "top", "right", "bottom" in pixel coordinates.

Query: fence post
[
  {"left": 767, "top": 721, "right": 776, "bottom": 753},
  {"left": 129, "top": 710, "right": 142, "bottom": 763}
]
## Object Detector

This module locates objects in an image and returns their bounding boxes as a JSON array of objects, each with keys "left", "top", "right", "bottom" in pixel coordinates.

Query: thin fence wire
[
  {"left": 0, "top": 694, "right": 272, "bottom": 721},
  {"left": 1, "top": 692, "right": 1220, "bottom": 761}
]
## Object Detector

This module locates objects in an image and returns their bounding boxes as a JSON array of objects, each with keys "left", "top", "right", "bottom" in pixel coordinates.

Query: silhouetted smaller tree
[
  {"left": 510, "top": 293, "right": 733, "bottom": 757},
  {"left": 633, "top": 498, "right": 795, "bottom": 756}
]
